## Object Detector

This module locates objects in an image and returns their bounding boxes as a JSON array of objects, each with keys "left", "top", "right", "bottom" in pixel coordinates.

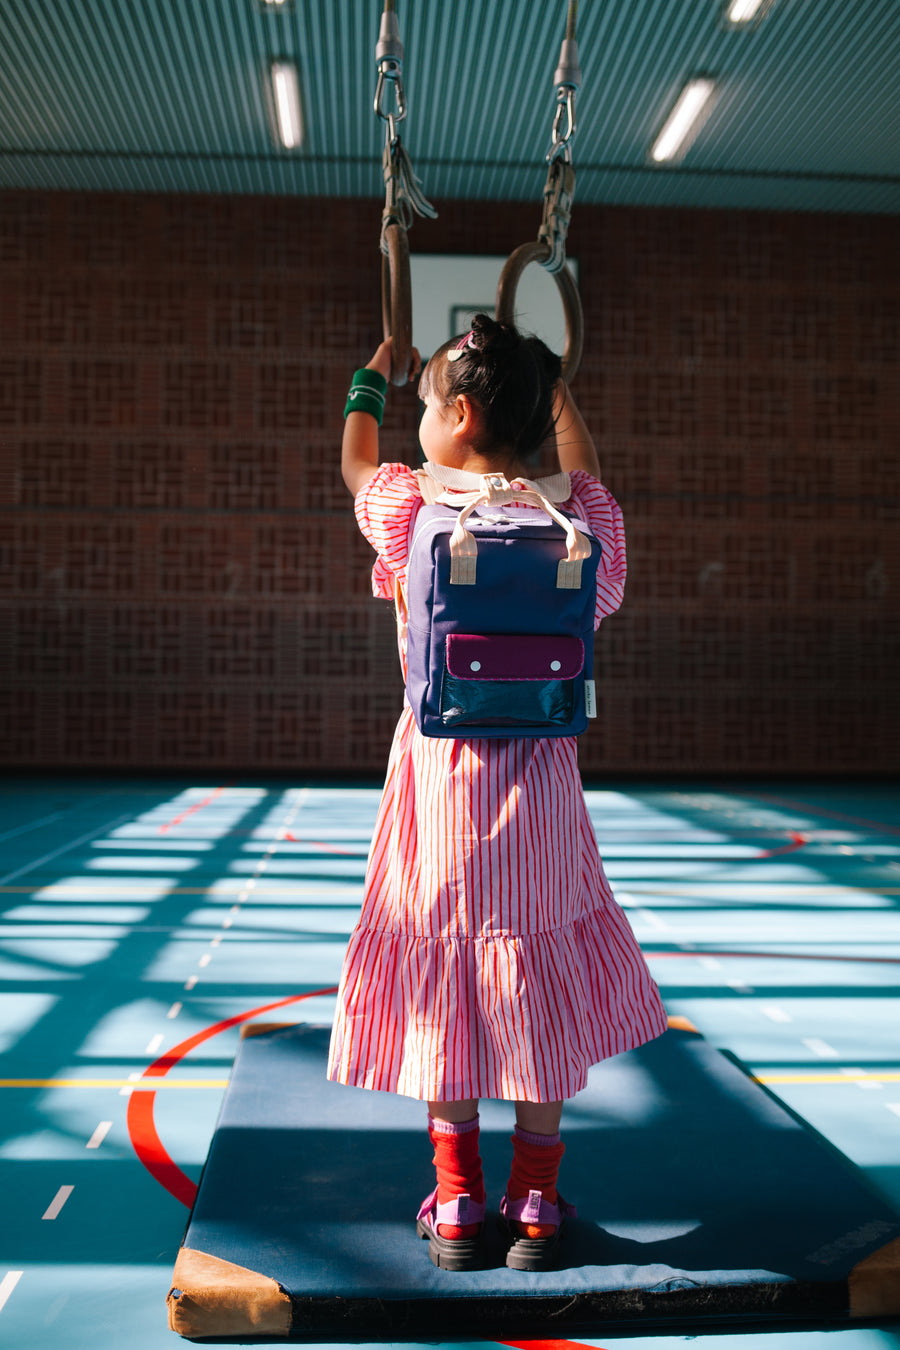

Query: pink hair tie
[{"left": 447, "top": 330, "right": 478, "bottom": 362}]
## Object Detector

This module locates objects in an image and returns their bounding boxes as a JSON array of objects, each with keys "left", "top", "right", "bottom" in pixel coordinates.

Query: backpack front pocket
[{"left": 440, "top": 634, "right": 584, "bottom": 730}]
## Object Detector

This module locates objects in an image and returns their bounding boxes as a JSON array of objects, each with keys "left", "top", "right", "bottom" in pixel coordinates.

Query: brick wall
[{"left": 1, "top": 191, "right": 897, "bottom": 772}]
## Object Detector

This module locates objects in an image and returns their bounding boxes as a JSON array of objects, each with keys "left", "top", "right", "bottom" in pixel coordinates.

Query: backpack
[{"left": 403, "top": 465, "right": 602, "bottom": 739}]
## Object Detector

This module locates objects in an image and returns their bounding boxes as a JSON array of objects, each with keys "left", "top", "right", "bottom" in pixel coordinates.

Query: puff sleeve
[
  {"left": 566, "top": 470, "right": 628, "bottom": 630},
  {"left": 354, "top": 463, "right": 423, "bottom": 599}
]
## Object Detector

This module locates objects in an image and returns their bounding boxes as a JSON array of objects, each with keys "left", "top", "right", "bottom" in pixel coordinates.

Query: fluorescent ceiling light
[
  {"left": 271, "top": 61, "right": 303, "bottom": 149},
  {"left": 726, "top": 0, "right": 770, "bottom": 22},
  {"left": 650, "top": 78, "right": 717, "bottom": 163}
]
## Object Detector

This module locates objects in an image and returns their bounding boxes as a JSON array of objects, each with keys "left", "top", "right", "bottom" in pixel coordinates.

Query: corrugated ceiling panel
[{"left": 0, "top": 0, "right": 897, "bottom": 212}]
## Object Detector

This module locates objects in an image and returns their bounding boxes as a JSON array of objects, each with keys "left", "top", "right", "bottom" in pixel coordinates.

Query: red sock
[
  {"left": 428, "top": 1115, "right": 485, "bottom": 1241},
  {"left": 506, "top": 1125, "right": 565, "bottom": 1239}
]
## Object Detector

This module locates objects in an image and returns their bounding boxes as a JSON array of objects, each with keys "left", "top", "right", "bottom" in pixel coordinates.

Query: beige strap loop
[{"left": 441, "top": 473, "right": 590, "bottom": 588}]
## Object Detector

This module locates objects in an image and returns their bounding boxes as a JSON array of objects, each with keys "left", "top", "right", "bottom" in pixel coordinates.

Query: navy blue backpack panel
[{"left": 405, "top": 486, "right": 602, "bottom": 739}]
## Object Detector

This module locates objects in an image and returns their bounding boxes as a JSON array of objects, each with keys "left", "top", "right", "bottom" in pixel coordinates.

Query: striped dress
[{"left": 326, "top": 463, "right": 667, "bottom": 1103}]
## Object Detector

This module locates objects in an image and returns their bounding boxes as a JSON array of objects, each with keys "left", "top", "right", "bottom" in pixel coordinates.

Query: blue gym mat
[{"left": 168, "top": 1022, "right": 900, "bottom": 1340}]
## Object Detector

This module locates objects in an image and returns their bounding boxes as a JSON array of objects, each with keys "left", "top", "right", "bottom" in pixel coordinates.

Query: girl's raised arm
[
  {"left": 550, "top": 379, "right": 601, "bottom": 480},
  {"left": 341, "top": 341, "right": 392, "bottom": 497},
  {"left": 341, "top": 341, "right": 421, "bottom": 496}
]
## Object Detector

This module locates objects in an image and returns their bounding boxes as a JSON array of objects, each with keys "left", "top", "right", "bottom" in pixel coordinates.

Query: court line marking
[
  {"left": 802, "top": 1037, "right": 840, "bottom": 1058},
  {"left": 158, "top": 785, "right": 231, "bottom": 835},
  {"left": 0, "top": 1271, "right": 24, "bottom": 1314},
  {"left": 499, "top": 1340, "right": 610, "bottom": 1350},
  {"left": 126, "top": 987, "right": 338, "bottom": 1207},
  {"left": 0, "top": 814, "right": 132, "bottom": 887},
  {"left": 0, "top": 1079, "right": 230, "bottom": 1089},
  {"left": 42, "top": 1185, "right": 74, "bottom": 1220},
  {"left": 756, "top": 1072, "right": 900, "bottom": 1085},
  {"left": 759, "top": 832, "right": 808, "bottom": 857},
  {"left": 0, "top": 789, "right": 132, "bottom": 846},
  {"left": 749, "top": 792, "right": 900, "bottom": 837},
  {"left": 6, "top": 1069, "right": 900, "bottom": 1090},
  {"left": 0, "top": 811, "right": 66, "bottom": 844},
  {"left": 86, "top": 1121, "right": 113, "bottom": 1148}
]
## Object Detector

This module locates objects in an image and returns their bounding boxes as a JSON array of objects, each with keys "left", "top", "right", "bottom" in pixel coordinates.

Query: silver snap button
[
  {"left": 470, "top": 660, "right": 482, "bottom": 672},
  {"left": 550, "top": 660, "right": 562, "bottom": 671}
]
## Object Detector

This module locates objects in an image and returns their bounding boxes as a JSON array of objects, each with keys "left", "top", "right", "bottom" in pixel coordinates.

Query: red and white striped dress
[{"left": 326, "top": 463, "right": 667, "bottom": 1103}]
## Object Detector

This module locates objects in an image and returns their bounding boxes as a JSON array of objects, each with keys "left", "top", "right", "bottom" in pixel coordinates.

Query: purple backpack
[{"left": 404, "top": 469, "right": 601, "bottom": 739}]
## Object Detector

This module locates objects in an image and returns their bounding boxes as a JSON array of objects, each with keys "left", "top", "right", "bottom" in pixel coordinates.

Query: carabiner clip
[
  {"left": 548, "top": 87, "right": 577, "bottom": 163},
  {"left": 375, "top": 62, "right": 407, "bottom": 128}
]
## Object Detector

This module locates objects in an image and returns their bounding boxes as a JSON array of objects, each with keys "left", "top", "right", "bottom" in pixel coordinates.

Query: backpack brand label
[{"left": 584, "top": 680, "right": 597, "bottom": 718}]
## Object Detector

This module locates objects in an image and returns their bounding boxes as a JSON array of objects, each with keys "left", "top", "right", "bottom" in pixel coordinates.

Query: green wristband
[{"left": 344, "top": 368, "right": 388, "bottom": 425}]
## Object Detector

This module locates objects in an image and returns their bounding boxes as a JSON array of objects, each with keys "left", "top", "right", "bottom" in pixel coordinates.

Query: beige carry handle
[{"left": 438, "top": 473, "right": 591, "bottom": 589}]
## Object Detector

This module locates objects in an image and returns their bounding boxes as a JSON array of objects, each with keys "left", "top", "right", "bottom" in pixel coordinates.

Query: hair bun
[{"left": 469, "top": 313, "right": 519, "bottom": 354}]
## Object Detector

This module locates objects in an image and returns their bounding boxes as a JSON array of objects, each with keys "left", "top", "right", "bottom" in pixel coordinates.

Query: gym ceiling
[{"left": 0, "top": 0, "right": 898, "bottom": 214}]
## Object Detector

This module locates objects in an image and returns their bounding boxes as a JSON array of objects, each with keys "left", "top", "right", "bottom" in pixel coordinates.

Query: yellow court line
[
  {"left": 0, "top": 1079, "right": 230, "bottom": 1089},
  {"left": 756, "top": 1072, "right": 900, "bottom": 1085},
  {"left": 3, "top": 1073, "right": 899, "bottom": 1090},
  {"left": 0, "top": 885, "right": 361, "bottom": 896}
]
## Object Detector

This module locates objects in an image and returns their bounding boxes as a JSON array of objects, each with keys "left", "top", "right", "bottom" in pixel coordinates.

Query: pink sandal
[
  {"left": 416, "top": 1187, "right": 487, "bottom": 1271},
  {"left": 499, "top": 1189, "right": 576, "bottom": 1270}
]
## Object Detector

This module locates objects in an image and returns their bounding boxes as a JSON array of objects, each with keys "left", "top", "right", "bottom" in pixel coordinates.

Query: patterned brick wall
[{"left": 1, "top": 191, "right": 897, "bottom": 772}]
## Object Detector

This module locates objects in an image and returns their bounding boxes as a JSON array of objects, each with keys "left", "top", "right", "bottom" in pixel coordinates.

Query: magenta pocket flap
[{"left": 445, "top": 634, "right": 584, "bottom": 681}]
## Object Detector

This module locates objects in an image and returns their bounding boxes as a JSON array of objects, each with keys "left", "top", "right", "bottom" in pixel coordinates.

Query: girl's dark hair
[{"left": 420, "top": 313, "right": 562, "bottom": 464}]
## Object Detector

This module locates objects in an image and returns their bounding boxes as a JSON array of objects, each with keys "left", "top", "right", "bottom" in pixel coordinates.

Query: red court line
[
  {"left": 751, "top": 792, "right": 900, "bottom": 838},
  {"left": 759, "top": 831, "right": 807, "bottom": 857},
  {"left": 127, "top": 987, "right": 338, "bottom": 1206},
  {"left": 499, "top": 1341, "right": 609, "bottom": 1350},
  {"left": 158, "top": 784, "right": 231, "bottom": 834},
  {"left": 283, "top": 833, "right": 360, "bottom": 856}
]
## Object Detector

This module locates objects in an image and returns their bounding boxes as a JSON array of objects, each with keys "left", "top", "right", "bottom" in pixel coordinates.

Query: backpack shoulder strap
[{"left": 413, "top": 468, "right": 442, "bottom": 505}]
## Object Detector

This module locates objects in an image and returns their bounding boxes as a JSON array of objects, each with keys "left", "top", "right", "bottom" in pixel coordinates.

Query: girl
[{"left": 327, "top": 315, "right": 667, "bottom": 1272}]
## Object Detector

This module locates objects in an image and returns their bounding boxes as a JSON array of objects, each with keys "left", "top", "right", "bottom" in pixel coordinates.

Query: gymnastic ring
[
  {"left": 495, "top": 240, "right": 584, "bottom": 383},
  {"left": 381, "top": 220, "right": 413, "bottom": 386}
]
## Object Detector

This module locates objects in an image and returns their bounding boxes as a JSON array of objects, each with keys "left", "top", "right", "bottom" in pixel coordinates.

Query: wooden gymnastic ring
[
  {"left": 381, "top": 221, "right": 413, "bottom": 386},
  {"left": 495, "top": 239, "right": 584, "bottom": 382}
]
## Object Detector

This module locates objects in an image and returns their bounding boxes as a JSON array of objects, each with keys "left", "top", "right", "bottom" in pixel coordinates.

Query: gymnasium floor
[{"left": 0, "top": 777, "right": 898, "bottom": 1350}]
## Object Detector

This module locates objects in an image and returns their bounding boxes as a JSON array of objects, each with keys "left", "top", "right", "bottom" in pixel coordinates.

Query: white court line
[
  {"left": 0, "top": 811, "right": 65, "bottom": 844},
  {"left": 0, "top": 789, "right": 125, "bottom": 847},
  {"left": 699, "top": 956, "right": 723, "bottom": 970},
  {"left": 842, "top": 1067, "right": 883, "bottom": 1091},
  {"left": 761, "top": 1005, "right": 793, "bottom": 1023},
  {"left": 210, "top": 936, "right": 223, "bottom": 948},
  {"left": 0, "top": 1271, "right": 24, "bottom": 1313},
  {"left": 86, "top": 1121, "right": 113, "bottom": 1149},
  {"left": 145, "top": 1034, "right": 164, "bottom": 1055},
  {"left": 887, "top": 1104, "right": 900, "bottom": 1118},
  {"left": 120, "top": 1072, "right": 141, "bottom": 1098},
  {"left": 198, "top": 953, "right": 211, "bottom": 968},
  {"left": 633, "top": 905, "right": 670, "bottom": 931},
  {"left": 42, "top": 1186, "right": 74, "bottom": 1220},
  {"left": 167, "top": 1002, "right": 183, "bottom": 1020},
  {"left": 0, "top": 814, "right": 131, "bottom": 886},
  {"left": 802, "top": 1038, "right": 840, "bottom": 1059},
  {"left": 184, "top": 975, "right": 198, "bottom": 991}
]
